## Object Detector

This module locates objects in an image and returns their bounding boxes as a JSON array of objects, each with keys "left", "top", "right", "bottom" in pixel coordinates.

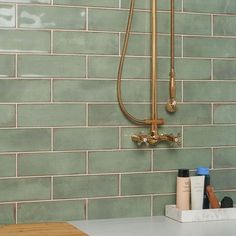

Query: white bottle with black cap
[{"left": 176, "top": 169, "right": 190, "bottom": 210}]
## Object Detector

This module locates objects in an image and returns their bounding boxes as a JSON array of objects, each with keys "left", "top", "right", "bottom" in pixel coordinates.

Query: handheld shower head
[
  {"left": 166, "top": 98, "right": 177, "bottom": 113},
  {"left": 166, "top": 69, "right": 177, "bottom": 113}
]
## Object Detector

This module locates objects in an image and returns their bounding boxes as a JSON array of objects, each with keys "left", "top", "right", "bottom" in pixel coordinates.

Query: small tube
[{"left": 190, "top": 176, "right": 205, "bottom": 210}]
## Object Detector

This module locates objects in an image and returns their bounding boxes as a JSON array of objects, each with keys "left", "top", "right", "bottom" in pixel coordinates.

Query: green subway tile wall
[
  {"left": 17, "top": 200, "right": 86, "bottom": 223},
  {"left": 18, "top": 6, "right": 86, "bottom": 30},
  {"left": 53, "top": 175, "right": 119, "bottom": 199},
  {"left": 18, "top": 152, "right": 86, "bottom": 176},
  {"left": 0, "top": 204, "right": 15, "bottom": 224},
  {"left": 88, "top": 197, "right": 151, "bottom": 219},
  {"left": 0, "top": 5, "right": 15, "bottom": 27},
  {"left": 0, "top": 154, "right": 16, "bottom": 177},
  {"left": 0, "top": 0, "right": 235, "bottom": 224},
  {"left": 0, "top": 30, "right": 50, "bottom": 52}
]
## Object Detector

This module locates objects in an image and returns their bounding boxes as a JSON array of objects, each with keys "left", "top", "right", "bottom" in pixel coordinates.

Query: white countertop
[{"left": 70, "top": 216, "right": 236, "bottom": 236}]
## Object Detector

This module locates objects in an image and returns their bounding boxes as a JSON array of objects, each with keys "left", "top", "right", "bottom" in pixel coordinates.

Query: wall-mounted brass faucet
[{"left": 117, "top": 0, "right": 180, "bottom": 146}]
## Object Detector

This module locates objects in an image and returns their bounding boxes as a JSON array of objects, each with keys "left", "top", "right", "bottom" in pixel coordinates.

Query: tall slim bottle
[{"left": 176, "top": 169, "right": 190, "bottom": 210}]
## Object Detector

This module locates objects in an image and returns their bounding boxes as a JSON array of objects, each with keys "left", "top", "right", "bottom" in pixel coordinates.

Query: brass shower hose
[
  {"left": 117, "top": 0, "right": 148, "bottom": 125},
  {"left": 117, "top": 0, "right": 165, "bottom": 127}
]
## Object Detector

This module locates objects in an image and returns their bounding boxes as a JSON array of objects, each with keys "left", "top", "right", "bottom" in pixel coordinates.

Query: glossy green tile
[
  {"left": 0, "top": 154, "right": 16, "bottom": 177},
  {"left": 88, "top": 150, "right": 151, "bottom": 173},
  {"left": 54, "top": 80, "right": 181, "bottom": 103},
  {"left": 159, "top": 12, "right": 211, "bottom": 35},
  {"left": 214, "top": 104, "right": 236, "bottom": 124},
  {"left": 89, "top": 9, "right": 210, "bottom": 35},
  {"left": 214, "top": 15, "right": 236, "bottom": 36},
  {"left": 88, "top": 104, "right": 145, "bottom": 126},
  {"left": 121, "top": 34, "right": 181, "bottom": 56},
  {"left": 88, "top": 9, "right": 149, "bottom": 32},
  {"left": 53, "top": 80, "right": 116, "bottom": 102},
  {"left": 89, "top": 104, "right": 211, "bottom": 126},
  {"left": 0, "top": 105, "right": 15, "bottom": 127},
  {"left": 0, "top": 0, "right": 50, "bottom": 3},
  {"left": 121, "top": 172, "right": 177, "bottom": 195},
  {"left": 88, "top": 56, "right": 211, "bottom": 80},
  {"left": 53, "top": 0, "right": 119, "bottom": 7},
  {"left": 211, "top": 169, "right": 236, "bottom": 190},
  {"left": 121, "top": 126, "right": 182, "bottom": 149},
  {"left": 18, "top": 6, "right": 85, "bottom": 29},
  {"left": 184, "top": 37, "right": 236, "bottom": 58},
  {"left": 0, "top": 80, "right": 50, "bottom": 102},
  {"left": 54, "top": 127, "right": 118, "bottom": 151},
  {"left": 88, "top": 197, "right": 151, "bottom": 220},
  {"left": 88, "top": 56, "right": 150, "bottom": 79},
  {"left": 54, "top": 32, "right": 118, "bottom": 55},
  {"left": 213, "top": 60, "right": 236, "bottom": 80},
  {"left": 176, "top": 11, "right": 211, "bottom": 35},
  {"left": 18, "top": 152, "right": 86, "bottom": 176},
  {"left": 0, "top": 129, "right": 51, "bottom": 152},
  {"left": 153, "top": 195, "right": 175, "bottom": 216},
  {"left": 161, "top": 104, "right": 211, "bottom": 125},
  {"left": 0, "top": 204, "right": 15, "bottom": 224},
  {"left": 153, "top": 149, "right": 212, "bottom": 171},
  {"left": 0, "top": 178, "right": 50, "bottom": 202},
  {"left": 0, "top": 54, "right": 15, "bottom": 77},
  {"left": 183, "top": 81, "right": 236, "bottom": 102},
  {"left": 53, "top": 175, "right": 118, "bottom": 199},
  {"left": 53, "top": 80, "right": 162, "bottom": 102},
  {"left": 18, "top": 200, "right": 85, "bottom": 223},
  {"left": 184, "top": 126, "right": 236, "bottom": 147},
  {"left": 0, "top": 4, "right": 15, "bottom": 27},
  {"left": 18, "top": 55, "right": 85, "bottom": 78},
  {"left": 0, "top": 30, "right": 50, "bottom": 53},
  {"left": 18, "top": 104, "right": 86, "bottom": 127},
  {"left": 184, "top": 0, "right": 236, "bottom": 14},
  {"left": 214, "top": 147, "right": 236, "bottom": 168},
  {"left": 174, "top": 58, "right": 211, "bottom": 80},
  {"left": 89, "top": 104, "right": 137, "bottom": 126},
  {"left": 160, "top": 58, "right": 212, "bottom": 80},
  {"left": 121, "top": 0, "right": 182, "bottom": 10}
]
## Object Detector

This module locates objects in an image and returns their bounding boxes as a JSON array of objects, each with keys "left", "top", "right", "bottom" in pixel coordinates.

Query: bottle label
[{"left": 176, "top": 177, "right": 190, "bottom": 210}]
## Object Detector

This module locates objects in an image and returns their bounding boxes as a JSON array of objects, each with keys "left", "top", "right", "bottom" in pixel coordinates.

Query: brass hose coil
[{"left": 117, "top": 0, "right": 148, "bottom": 125}]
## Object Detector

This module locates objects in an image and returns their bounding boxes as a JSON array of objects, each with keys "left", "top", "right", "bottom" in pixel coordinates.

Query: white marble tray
[{"left": 165, "top": 205, "right": 236, "bottom": 223}]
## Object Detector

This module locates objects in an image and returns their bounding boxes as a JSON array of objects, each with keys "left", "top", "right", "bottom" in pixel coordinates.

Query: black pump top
[{"left": 178, "top": 169, "right": 189, "bottom": 177}]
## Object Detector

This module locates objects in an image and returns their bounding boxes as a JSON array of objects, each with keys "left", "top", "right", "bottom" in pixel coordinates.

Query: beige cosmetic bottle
[{"left": 176, "top": 169, "right": 190, "bottom": 210}]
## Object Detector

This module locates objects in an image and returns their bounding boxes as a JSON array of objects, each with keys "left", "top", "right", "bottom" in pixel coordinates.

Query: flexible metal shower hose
[{"left": 116, "top": 0, "right": 148, "bottom": 125}]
